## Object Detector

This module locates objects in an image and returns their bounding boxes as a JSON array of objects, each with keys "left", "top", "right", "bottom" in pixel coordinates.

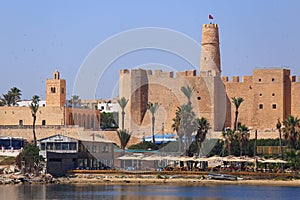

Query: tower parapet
[{"left": 200, "top": 23, "right": 221, "bottom": 76}]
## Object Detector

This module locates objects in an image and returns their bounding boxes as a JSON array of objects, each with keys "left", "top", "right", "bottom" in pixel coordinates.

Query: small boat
[{"left": 208, "top": 173, "right": 238, "bottom": 181}]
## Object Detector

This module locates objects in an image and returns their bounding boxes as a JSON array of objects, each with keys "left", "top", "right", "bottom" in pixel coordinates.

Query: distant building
[
  {"left": 17, "top": 100, "right": 46, "bottom": 107},
  {"left": 97, "top": 100, "right": 119, "bottom": 113},
  {"left": 39, "top": 134, "right": 114, "bottom": 177},
  {"left": 0, "top": 70, "right": 101, "bottom": 142}
]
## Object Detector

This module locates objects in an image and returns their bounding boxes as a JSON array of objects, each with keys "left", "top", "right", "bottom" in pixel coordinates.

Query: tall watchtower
[
  {"left": 46, "top": 70, "right": 66, "bottom": 107},
  {"left": 200, "top": 24, "right": 221, "bottom": 76}
]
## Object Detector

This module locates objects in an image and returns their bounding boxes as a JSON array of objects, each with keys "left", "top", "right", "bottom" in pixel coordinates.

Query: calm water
[{"left": 0, "top": 184, "right": 299, "bottom": 200}]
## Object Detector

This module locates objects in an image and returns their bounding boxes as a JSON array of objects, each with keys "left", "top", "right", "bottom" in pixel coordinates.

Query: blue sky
[{"left": 1, "top": 1, "right": 300, "bottom": 100}]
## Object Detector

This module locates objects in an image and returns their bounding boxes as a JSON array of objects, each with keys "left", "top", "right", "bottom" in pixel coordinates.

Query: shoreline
[
  {"left": 56, "top": 175, "right": 300, "bottom": 187},
  {"left": 1, "top": 173, "right": 300, "bottom": 187}
]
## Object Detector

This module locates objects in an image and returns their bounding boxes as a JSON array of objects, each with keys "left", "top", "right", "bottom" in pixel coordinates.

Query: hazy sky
[{"left": 1, "top": 0, "right": 300, "bottom": 100}]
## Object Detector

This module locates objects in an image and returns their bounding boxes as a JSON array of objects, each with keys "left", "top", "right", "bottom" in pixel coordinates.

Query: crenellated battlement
[
  {"left": 203, "top": 24, "right": 218, "bottom": 28},
  {"left": 120, "top": 68, "right": 198, "bottom": 79},
  {"left": 222, "top": 75, "right": 253, "bottom": 83},
  {"left": 290, "top": 76, "right": 300, "bottom": 83}
]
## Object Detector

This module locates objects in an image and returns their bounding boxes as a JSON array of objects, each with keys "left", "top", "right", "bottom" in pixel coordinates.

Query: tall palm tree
[
  {"left": 117, "top": 129, "right": 131, "bottom": 150},
  {"left": 195, "top": 117, "right": 210, "bottom": 156},
  {"left": 29, "top": 95, "right": 40, "bottom": 146},
  {"left": 236, "top": 124, "right": 250, "bottom": 156},
  {"left": 181, "top": 85, "right": 194, "bottom": 105},
  {"left": 282, "top": 115, "right": 300, "bottom": 149},
  {"left": 147, "top": 102, "right": 160, "bottom": 144},
  {"left": 222, "top": 128, "right": 236, "bottom": 155},
  {"left": 9, "top": 87, "right": 22, "bottom": 105},
  {"left": 231, "top": 97, "right": 244, "bottom": 131},
  {"left": 276, "top": 118, "right": 283, "bottom": 159},
  {"left": 172, "top": 106, "right": 184, "bottom": 153},
  {"left": 179, "top": 104, "right": 196, "bottom": 153},
  {"left": 117, "top": 97, "right": 129, "bottom": 130},
  {"left": 69, "top": 95, "right": 81, "bottom": 107},
  {"left": 2, "top": 93, "right": 14, "bottom": 106}
]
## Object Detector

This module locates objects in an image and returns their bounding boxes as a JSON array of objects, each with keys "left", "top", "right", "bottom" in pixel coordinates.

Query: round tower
[{"left": 200, "top": 24, "right": 221, "bottom": 76}]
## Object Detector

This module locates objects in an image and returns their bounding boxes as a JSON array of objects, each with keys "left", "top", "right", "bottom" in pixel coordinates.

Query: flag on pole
[{"left": 209, "top": 14, "right": 213, "bottom": 19}]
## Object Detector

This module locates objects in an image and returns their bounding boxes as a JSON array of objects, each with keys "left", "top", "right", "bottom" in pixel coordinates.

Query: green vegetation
[
  {"left": 146, "top": 102, "right": 160, "bottom": 144},
  {"left": 68, "top": 95, "right": 81, "bottom": 107},
  {"left": 117, "top": 129, "right": 131, "bottom": 150},
  {"left": 0, "top": 87, "right": 22, "bottom": 106},
  {"left": 195, "top": 117, "right": 210, "bottom": 156},
  {"left": 231, "top": 97, "right": 244, "bottom": 131},
  {"left": 128, "top": 141, "right": 159, "bottom": 150},
  {"left": 29, "top": 95, "right": 40, "bottom": 145},
  {"left": 282, "top": 115, "right": 300, "bottom": 149},
  {"left": 16, "top": 144, "right": 42, "bottom": 173},
  {"left": 117, "top": 97, "right": 129, "bottom": 130},
  {"left": 100, "top": 112, "right": 118, "bottom": 130}
]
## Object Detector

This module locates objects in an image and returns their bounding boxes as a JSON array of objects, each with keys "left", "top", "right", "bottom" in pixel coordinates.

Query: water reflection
[{"left": 0, "top": 184, "right": 299, "bottom": 200}]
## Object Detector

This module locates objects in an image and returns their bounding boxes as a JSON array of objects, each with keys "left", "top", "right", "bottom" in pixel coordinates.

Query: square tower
[{"left": 46, "top": 70, "right": 66, "bottom": 107}]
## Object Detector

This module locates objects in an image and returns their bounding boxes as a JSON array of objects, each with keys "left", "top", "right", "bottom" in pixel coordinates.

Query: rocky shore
[
  {"left": 2, "top": 173, "right": 299, "bottom": 187},
  {"left": 0, "top": 173, "right": 58, "bottom": 185}
]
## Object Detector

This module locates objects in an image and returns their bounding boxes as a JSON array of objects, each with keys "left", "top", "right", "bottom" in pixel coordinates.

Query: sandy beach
[{"left": 59, "top": 174, "right": 300, "bottom": 187}]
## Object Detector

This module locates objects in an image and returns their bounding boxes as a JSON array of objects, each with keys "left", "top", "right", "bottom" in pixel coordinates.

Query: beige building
[
  {"left": 0, "top": 70, "right": 100, "bottom": 141},
  {"left": 119, "top": 23, "right": 300, "bottom": 137}
]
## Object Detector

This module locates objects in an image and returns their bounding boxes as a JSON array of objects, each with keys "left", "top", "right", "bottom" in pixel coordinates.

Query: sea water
[{"left": 0, "top": 184, "right": 299, "bottom": 200}]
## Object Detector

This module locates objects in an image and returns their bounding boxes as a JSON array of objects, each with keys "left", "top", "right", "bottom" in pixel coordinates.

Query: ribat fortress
[{"left": 119, "top": 23, "right": 300, "bottom": 137}]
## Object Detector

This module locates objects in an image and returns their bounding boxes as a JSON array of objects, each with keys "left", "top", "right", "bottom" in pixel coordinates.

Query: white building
[
  {"left": 98, "top": 101, "right": 118, "bottom": 113},
  {"left": 17, "top": 100, "right": 46, "bottom": 107}
]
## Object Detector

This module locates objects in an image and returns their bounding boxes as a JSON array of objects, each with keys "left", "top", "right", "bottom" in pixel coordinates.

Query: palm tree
[
  {"left": 9, "top": 87, "right": 22, "bottom": 105},
  {"left": 100, "top": 112, "right": 117, "bottom": 129},
  {"left": 172, "top": 106, "right": 184, "bottom": 153},
  {"left": 181, "top": 85, "right": 194, "bottom": 105},
  {"left": 179, "top": 104, "right": 196, "bottom": 153},
  {"left": 117, "top": 97, "right": 129, "bottom": 130},
  {"left": 117, "top": 129, "right": 131, "bottom": 150},
  {"left": 222, "top": 128, "right": 235, "bottom": 155},
  {"left": 282, "top": 115, "right": 300, "bottom": 149},
  {"left": 29, "top": 95, "right": 40, "bottom": 146},
  {"left": 236, "top": 124, "right": 250, "bottom": 156},
  {"left": 195, "top": 117, "right": 210, "bottom": 156},
  {"left": 231, "top": 97, "right": 244, "bottom": 131},
  {"left": 69, "top": 95, "right": 81, "bottom": 107},
  {"left": 276, "top": 118, "right": 283, "bottom": 159},
  {"left": 1, "top": 93, "right": 14, "bottom": 106},
  {"left": 147, "top": 102, "right": 160, "bottom": 144}
]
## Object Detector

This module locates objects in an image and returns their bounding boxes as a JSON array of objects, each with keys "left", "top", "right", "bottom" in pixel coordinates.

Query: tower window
[
  {"left": 19, "top": 120, "right": 23, "bottom": 126},
  {"left": 42, "top": 120, "right": 46, "bottom": 125},
  {"left": 197, "top": 97, "right": 201, "bottom": 100},
  {"left": 259, "top": 93, "right": 262, "bottom": 96},
  {"left": 51, "top": 87, "right": 56, "bottom": 93},
  {"left": 259, "top": 104, "right": 263, "bottom": 109},
  {"left": 272, "top": 93, "right": 275, "bottom": 96},
  {"left": 258, "top": 78, "right": 261, "bottom": 82},
  {"left": 272, "top": 78, "right": 275, "bottom": 82},
  {"left": 272, "top": 104, "right": 277, "bottom": 109},
  {"left": 61, "top": 88, "right": 64, "bottom": 94}
]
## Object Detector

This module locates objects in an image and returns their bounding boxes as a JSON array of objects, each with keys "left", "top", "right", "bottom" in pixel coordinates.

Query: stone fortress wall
[{"left": 119, "top": 23, "right": 300, "bottom": 139}]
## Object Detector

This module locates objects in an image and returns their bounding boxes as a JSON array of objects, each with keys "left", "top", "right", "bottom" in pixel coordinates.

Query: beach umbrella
[
  {"left": 178, "top": 156, "right": 195, "bottom": 162},
  {"left": 196, "top": 157, "right": 210, "bottom": 162},
  {"left": 162, "top": 156, "right": 180, "bottom": 161},
  {"left": 260, "top": 158, "right": 288, "bottom": 164},
  {"left": 118, "top": 155, "right": 143, "bottom": 160},
  {"left": 142, "top": 155, "right": 163, "bottom": 161},
  {"left": 206, "top": 155, "right": 223, "bottom": 162}
]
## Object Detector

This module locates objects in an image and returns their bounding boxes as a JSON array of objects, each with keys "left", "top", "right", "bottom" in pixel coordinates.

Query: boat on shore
[{"left": 208, "top": 173, "right": 238, "bottom": 181}]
